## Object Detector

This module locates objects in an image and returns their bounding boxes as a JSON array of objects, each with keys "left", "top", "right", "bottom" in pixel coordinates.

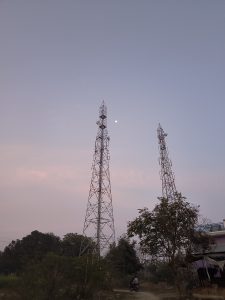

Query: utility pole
[
  {"left": 80, "top": 102, "right": 115, "bottom": 258},
  {"left": 157, "top": 124, "right": 178, "bottom": 201}
]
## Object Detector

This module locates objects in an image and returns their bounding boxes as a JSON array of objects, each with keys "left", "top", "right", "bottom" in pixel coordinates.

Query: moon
[{"left": 114, "top": 120, "right": 118, "bottom": 123}]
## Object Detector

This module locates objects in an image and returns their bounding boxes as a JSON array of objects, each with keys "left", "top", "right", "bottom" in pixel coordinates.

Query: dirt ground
[
  {"left": 113, "top": 287, "right": 225, "bottom": 300},
  {"left": 114, "top": 289, "right": 160, "bottom": 300}
]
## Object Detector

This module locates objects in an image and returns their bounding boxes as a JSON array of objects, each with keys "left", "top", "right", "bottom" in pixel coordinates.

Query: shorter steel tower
[
  {"left": 81, "top": 102, "right": 115, "bottom": 257},
  {"left": 157, "top": 124, "right": 178, "bottom": 201}
]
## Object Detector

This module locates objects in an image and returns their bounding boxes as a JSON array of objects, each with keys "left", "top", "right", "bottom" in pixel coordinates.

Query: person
[{"left": 129, "top": 275, "right": 139, "bottom": 291}]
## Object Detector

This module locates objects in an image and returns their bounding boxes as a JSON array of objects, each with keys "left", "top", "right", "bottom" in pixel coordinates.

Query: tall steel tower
[
  {"left": 81, "top": 102, "right": 115, "bottom": 257},
  {"left": 157, "top": 124, "right": 178, "bottom": 201}
]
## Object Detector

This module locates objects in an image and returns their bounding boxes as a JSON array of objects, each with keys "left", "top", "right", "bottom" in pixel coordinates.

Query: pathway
[{"left": 114, "top": 289, "right": 160, "bottom": 300}]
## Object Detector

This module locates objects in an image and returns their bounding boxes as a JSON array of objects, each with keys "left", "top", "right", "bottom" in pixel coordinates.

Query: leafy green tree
[
  {"left": 61, "top": 233, "right": 94, "bottom": 257},
  {"left": 0, "top": 239, "right": 23, "bottom": 274},
  {"left": 127, "top": 194, "right": 202, "bottom": 269},
  {"left": 0, "top": 231, "right": 97, "bottom": 274},
  {"left": 105, "top": 237, "right": 141, "bottom": 277},
  {"left": 0, "top": 231, "right": 61, "bottom": 274}
]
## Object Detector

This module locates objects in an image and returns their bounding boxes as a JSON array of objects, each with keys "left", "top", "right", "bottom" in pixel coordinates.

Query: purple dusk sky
[{"left": 0, "top": 1, "right": 225, "bottom": 249}]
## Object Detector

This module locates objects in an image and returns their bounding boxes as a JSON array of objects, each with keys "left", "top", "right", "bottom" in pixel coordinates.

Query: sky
[{"left": 0, "top": 0, "right": 225, "bottom": 249}]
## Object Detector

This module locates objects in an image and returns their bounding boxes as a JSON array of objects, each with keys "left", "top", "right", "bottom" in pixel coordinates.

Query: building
[{"left": 192, "top": 220, "right": 225, "bottom": 286}]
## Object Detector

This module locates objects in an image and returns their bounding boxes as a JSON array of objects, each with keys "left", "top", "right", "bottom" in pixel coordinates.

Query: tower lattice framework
[
  {"left": 157, "top": 124, "right": 178, "bottom": 201},
  {"left": 81, "top": 102, "right": 115, "bottom": 257}
]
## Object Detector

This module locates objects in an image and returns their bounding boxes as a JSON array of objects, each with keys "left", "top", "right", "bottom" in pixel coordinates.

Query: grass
[{"left": 0, "top": 275, "right": 19, "bottom": 289}]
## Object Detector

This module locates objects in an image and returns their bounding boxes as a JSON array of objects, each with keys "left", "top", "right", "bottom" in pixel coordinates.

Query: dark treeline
[
  {"left": 0, "top": 231, "right": 91, "bottom": 274},
  {"left": 0, "top": 231, "right": 141, "bottom": 299}
]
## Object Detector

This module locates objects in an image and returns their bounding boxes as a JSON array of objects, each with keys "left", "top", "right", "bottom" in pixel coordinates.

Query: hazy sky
[{"left": 0, "top": 0, "right": 225, "bottom": 249}]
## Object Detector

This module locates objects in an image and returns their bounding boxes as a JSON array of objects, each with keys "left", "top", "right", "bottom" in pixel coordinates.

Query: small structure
[{"left": 192, "top": 220, "right": 225, "bottom": 287}]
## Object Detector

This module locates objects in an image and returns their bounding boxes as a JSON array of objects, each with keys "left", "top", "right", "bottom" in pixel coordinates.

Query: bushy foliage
[
  {"left": 127, "top": 194, "right": 200, "bottom": 268},
  {"left": 0, "top": 231, "right": 61, "bottom": 274},
  {"left": 0, "top": 231, "right": 113, "bottom": 299},
  {"left": 0, "top": 231, "right": 95, "bottom": 275},
  {"left": 145, "top": 262, "right": 175, "bottom": 284},
  {"left": 105, "top": 237, "right": 141, "bottom": 286},
  {"left": 61, "top": 233, "right": 94, "bottom": 257},
  {"left": 19, "top": 253, "right": 110, "bottom": 300},
  {"left": 0, "top": 274, "right": 19, "bottom": 289},
  {"left": 127, "top": 194, "right": 211, "bottom": 294}
]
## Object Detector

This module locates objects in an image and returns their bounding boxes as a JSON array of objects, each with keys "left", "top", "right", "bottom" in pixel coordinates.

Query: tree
[
  {"left": 105, "top": 237, "right": 141, "bottom": 277},
  {"left": 0, "top": 231, "right": 99, "bottom": 276},
  {"left": 61, "top": 233, "right": 94, "bottom": 257},
  {"left": 0, "top": 231, "right": 61, "bottom": 274},
  {"left": 127, "top": 194, "right": 202, "bottom": 270}
]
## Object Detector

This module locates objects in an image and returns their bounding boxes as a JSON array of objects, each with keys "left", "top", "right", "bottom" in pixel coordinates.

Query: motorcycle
[{"left": 129, "top": 282, "right": 139, "bottom": 292}]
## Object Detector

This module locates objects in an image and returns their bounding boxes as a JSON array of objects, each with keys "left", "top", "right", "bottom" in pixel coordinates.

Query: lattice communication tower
[
  {"left": 157, "top": 124, "right": 178, "bottom": 201},
  {"left": 81, "top": 102, "right": 115, "bottom": 257}
]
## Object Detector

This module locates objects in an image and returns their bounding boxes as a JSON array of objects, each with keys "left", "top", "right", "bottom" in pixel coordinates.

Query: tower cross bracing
[
  {"left": 157, "top": 123, "right": 178, "bottom": 201},
  {"left": 81, "top": 102, "right": 115, "bottom": 257}
]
